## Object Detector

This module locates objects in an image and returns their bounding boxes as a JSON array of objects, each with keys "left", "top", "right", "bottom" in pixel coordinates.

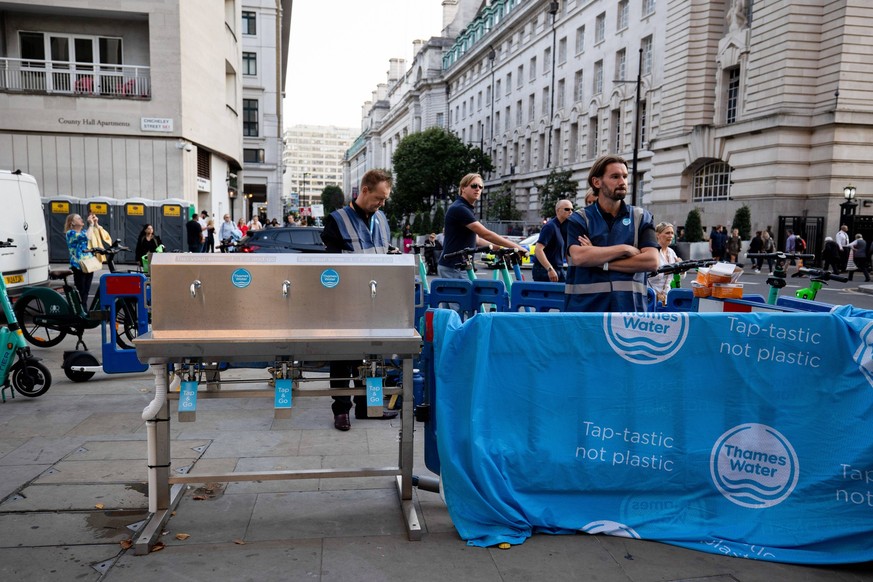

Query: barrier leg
[{"left": 396, "top": 356, "right": 422, "bottom": 540}]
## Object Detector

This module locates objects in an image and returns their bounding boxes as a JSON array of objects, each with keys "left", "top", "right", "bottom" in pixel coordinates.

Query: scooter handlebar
[
  {"left": 441, "top": 245, "right": 491, "bottom": 261},
  {"left": 793, "top": 267, "right": 849, "bottom": 283},
  {"left": 649, "top": 258, "right": 716, "bottom": 276}
]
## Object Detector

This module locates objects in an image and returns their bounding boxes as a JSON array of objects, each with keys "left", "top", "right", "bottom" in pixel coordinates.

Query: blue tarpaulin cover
[{"left": 432, "top": 305, "right": 873, "bottom": 564}]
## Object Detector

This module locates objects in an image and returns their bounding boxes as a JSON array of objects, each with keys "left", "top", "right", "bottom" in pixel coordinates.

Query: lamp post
[
  {"left": 546, "top": 0, "right": 559, "bottom": 168},
  {"left": 488, "top": 47, "right": 496, "bottom": 172},
  {"left": 302, "top": 172, "right": 310, "bottom": 207},
  {"left": 614, "top": 47, "right": 643, "bottom": 206},
  {"left": 840, "top": 184, "right": 858, "bottom": 229}
]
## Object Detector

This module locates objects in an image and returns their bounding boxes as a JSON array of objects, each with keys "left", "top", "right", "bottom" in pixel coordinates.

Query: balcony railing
[{"left": 0, "top": 57, "right": 151, "bottom": 98}]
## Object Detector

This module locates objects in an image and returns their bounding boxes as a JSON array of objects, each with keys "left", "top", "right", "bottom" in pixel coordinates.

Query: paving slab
[
  {"left": 0, "top": 545, "right": 121, "bottom": 580},
  {"left": 224, "top": 455, "right": 324, "bottom": 494},
  {"left": 65, "top": 439, "right": 207, "bottom": 461},
  {"left": 35, "top": 459, "right": 145, "bottom": 484},
  {"left": 160, "top": 489, "right": 259, "bottom": 545},
  {"left": 0, "top": 435, "right": 87, "bottom": 465},
  {"left": 1, "top": 483, "right": 148, "bottom": 511},
  {"left": 298, "top": 427, "right": 374, "bottom": 457},
  {"left": 0, "top": 463, "right": 52, "bottom": 501},
  {"left": 198, "top": 429, "right": 302, "bottom": 458},
  {"left": 65, "top": 412, "right": 146, "bottom": 436},
  {"left": 0, "top": 509, "right": 146, "bottom": 547},
  {"left": 318, "top": 453, "right": 401, "bottom": 491}
]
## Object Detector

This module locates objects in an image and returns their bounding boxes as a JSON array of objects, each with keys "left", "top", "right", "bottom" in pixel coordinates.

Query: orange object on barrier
[
  {"left": 692, "top": 281, "right": 712, "bottom": 297},
  {"left": 712, "top": 283, "right": 743, "bottom": 299}
]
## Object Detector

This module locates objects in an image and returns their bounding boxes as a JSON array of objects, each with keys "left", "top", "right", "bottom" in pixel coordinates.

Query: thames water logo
[
  {"left": 320, "top": 269, "right": 340, "bottom": 289},
  {"left": 710, "top": 423, "right": 799, "bottom": 509},
  {"left": 580, "top": 520, "right": 640, "bottom": 539},
  {"left": 852, "top": 320, "right": 873, "bottom": 388},
  {"left": 231, "top": 268, "right": 252, "bottom": 288},
  {"left": 603, "top": 312, "right": 690, "bottom": 365}
]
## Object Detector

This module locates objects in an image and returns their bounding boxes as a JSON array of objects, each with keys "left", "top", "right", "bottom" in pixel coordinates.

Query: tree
[
  {"left": 411, "top": 212, "right": 423, "bottom": 234},
  {"left": 732, "top": 205, "right": 752, "bottom": 239},
  {"left": 536, "top": 169, "right": 578, "bottom": 219},
  {"left": 684, "top": 208, "right": 704, "bottom": 242},
  {"left": 321, "top": 185, "right": 344, "bottom": 216},
  {"left": 421, "top": 211, "right": 432, "bottom": 235},
  {"left": 431, "top": 205, "right": 445, "bottom": 234},
  {"left": 486, "top": 182, "right": 521, "bottom": 221},
  {"left": 392, "top": 127, "right": 493, "bottom": 216}
]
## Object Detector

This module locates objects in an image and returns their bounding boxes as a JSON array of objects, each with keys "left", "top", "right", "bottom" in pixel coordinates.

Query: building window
[
  {"left": 726, "top": 66, "right": 740, "bottom": 124},
  {"left": 462, "top": 101, "right": 467, "bottom": 118},
  {"left": 643, "top": 0, "right": 656, "bottom": 17},
  {"left": 574, "top": 69, "right": 584, "bottom": 102},
  {"left": 506, "top": 72, "right": 512, "bottom": 94},
  {"left": 611, "top": 108, "right": 622, "bottom": 152},
  {"left": 543, "top": 48, "right": 551, "bottom": 73},
  {"left": 595, "top": 12, "right": 606, "bottom": 44},
  {"left": 243, "top": 98, "right": 259, "bottom": 136},
  {"left": 542, "top": 87, "right": 550, "bottom": 116},
  {"left": 197, "top": 148, "right": 210, "bottom": 179},
  {"left": 243, "top": 148, "right": 265, "bottom": 163},
  {"left": 494, "top": 112, "right": 500, "bottom": 134},
  {"left": 505, "top": 105, "right": 511, "bottom": 130},
  {"left": 529, "top": 57, "right": 536, "bottom": 81},
  {"left": 516, "top": 100, "right": 523, "bottom": 125},
  {"left": 496, "top": 79, "right": 502, "bottom": 99},
  {"left": 436, "top": 112, "right": 445, "bottom": 128},
  {"left": 617, "top": 1, "right": 629, "bottom": 31},
  {"left": 558, "top": 37, "right": 567, "bottom": 64},
  {"left": 528, "top": 94, "right": 536, "bottom": 120},
  {"left": 616, "top": 49, "right": 626, "bottom": 82},
  {"left": 639, "top": 99, "right": 648, "bottom": 145},
  {"left": 588, "top": 115, "right": 599, "bottom": 158},
  {"left": 693, "top": 161, "right": 733, "bottom": 202},
  {"left": 575, "top": 25, "right": 585, "bottom": 54},
  {"left": 242, "top": 11, "right": 256, "bottom": 35},
  {"left": 557, "top": 78, "right": 565, "bottom": 110},
  {"left": 593, "top": 60, "right": 603, "bottom": 95},
  {"left": 242, "top": 52, "right": 257, "bottom": 76},
  {"left": 517, "top": 65, "right": 524, "bottom": 88},
  {"left": 641, "top": 35, "right": 653, "bottom": 75},
  {"left": 478, "top": 91, "right": 483, "bottom": 110}
]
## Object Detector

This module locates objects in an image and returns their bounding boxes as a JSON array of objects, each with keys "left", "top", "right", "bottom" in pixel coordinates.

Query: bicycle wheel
[
  {"left": 63, "top": 351, "right": 98, "bottom": 382},
  {"left": 114, "top": 297, "right": 139, "bottom": 350},
  {"left": 13, "top": 296, "right": 68, "bottom": 348},
  {"left": 11, "top": 360, "right": 52, "bottom": 397}
]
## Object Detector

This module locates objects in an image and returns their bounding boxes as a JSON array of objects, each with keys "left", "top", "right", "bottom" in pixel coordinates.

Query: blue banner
[{"left": 432, "top": 305, "right": 873, "bottom": 564}]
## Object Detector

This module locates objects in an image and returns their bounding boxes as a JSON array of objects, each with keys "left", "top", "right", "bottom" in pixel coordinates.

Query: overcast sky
[{"left": 283, "top": 0, "right": 445, "bottom": 131}]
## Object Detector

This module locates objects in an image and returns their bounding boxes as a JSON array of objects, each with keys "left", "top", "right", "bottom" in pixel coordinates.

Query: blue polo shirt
[{"left": 439, "top": 196, "right": 478, "bottom": 268}]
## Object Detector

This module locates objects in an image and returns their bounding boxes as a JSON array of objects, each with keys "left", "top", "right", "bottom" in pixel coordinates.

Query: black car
[{"left": 236, "top": 226, "right": 326, "bottom": 253}]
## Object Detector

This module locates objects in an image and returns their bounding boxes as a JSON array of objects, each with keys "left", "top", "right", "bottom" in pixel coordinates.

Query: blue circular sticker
[
  {"left": 321, "top": 269, "right": 340, "bottom": 288},
  {"left": 622, "top": 217, "right": 632, "bottom": 226},
  {"left": 231, "top": 268, "right": 252, "bottom": 288}
]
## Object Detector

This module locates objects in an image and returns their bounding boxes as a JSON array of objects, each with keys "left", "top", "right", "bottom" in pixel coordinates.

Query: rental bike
[
  {"left": 792, "top": 267, "right": 848, "bottom": 300},
  {"left": 747, "top": 252, "right": 815, "bottom": 304},
  {"left": 14, "top": 241, "right": 139, "bottom": 350},
  {"left": 0, "top": 239, "right": 52, "bottom": 402}
]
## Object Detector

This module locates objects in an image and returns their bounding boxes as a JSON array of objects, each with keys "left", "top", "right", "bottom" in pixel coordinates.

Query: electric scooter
[{"left": 0, "top": 239, "right": 52, "bottom": 402}]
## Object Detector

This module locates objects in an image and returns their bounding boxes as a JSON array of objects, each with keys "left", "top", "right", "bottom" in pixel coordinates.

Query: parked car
[
  {"left": 0, "top": 169, "right": 49, "bottom": 295},
  {"left": 236, "top": 226, "right": 326, "bottom": 253}
]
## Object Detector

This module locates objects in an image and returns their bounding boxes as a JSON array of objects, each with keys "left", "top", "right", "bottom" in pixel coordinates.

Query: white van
[{"left": 0, "top": 170, "right": 50, "bottom": 294}]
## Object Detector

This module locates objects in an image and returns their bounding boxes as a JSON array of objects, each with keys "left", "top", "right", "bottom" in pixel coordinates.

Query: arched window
[{"left": 692, "top": 161, "right": 732, "bottom": 202}]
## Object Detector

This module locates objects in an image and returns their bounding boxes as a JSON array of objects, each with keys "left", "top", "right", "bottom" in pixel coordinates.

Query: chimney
[
  {"left": 387, "top": 58, "right": 407, "bottom": 83},
  {"left": 412, "top": 39, "right": 425, "bottom": 58}
]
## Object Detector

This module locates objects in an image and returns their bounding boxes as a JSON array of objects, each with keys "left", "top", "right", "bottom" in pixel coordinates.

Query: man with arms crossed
[{"left": 564, "top": 155, "right": 659, "bottom": 312}]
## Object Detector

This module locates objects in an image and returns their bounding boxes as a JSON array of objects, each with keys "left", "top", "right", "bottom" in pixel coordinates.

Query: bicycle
[
  {"left": 14, "top": 241, "right": 139, "bottom": 350},
  {"left": 792, "top": 267, "right": 848, "bottom": 300},
  {"left": 0, "top": 239, "right": 51, "bottom": 402},
  {"left": 746, "top": 252, "right": 815, "bottom": 304},
  {"left": 649, "top": 258, "right": 717, "bottom": 288}
]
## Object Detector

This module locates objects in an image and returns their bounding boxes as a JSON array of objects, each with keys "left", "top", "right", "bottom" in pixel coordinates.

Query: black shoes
[{"left": 333, "top": 414, "right": 351, "bottom": 431}]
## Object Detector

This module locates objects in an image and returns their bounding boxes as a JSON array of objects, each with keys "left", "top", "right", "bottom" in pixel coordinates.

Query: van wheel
[{"left": 14, "top": 296, "right": 67, "bottom": 348}]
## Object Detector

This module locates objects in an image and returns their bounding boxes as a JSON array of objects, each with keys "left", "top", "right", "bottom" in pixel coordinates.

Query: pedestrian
[
  {"left": 185, "top": 214, "right": 202, "bottom": 252},
  {"left": 135, "top": 224, "right": 163, "bottom": 272},
  {"left": 65, "top": 213, "right": 97, "bottom": 306},
  {"left": 785, "top": 229, "right": 796, "bottom": 253},
  {"left": 205, "top": 218, "right": 216, "bottom": 253},
  {"left": 248, "top": 215, "right": 263, "bottom": 231},
  {"left": 748, "top": 230, "right": 763, "bottom": 272},
  {"left": 848, "top": 234, "right": 870, "bottom": 282},
  {"left": 532, "top": 199, "right": 573, "bottom": 282},
  {"left": 726, "top": 227, "right": 742, "bottom": 263},
  {"left": 437, "top": 173, "right": 528, "bottom": 279},
  {"left": 709, "top": 225, "right": 726, "bottom": 261},
  {"left": 402, "top": 222, "right": 413, "bottom": 254},
  {"left": 822, "top": 236, "right": 841, "bottom": 273},
  {"left": 836, "top": 224, "right": 850, "bottom": 272},
  {"left": 564, "top": 154, "right": 659, "bottom": 312},
  {"left": 647, "top": 222, "right": 680, "bottom": 306},
  {"left": 320, "top": 169, "right": 398, "bottom": 431},
  {"left": 197, "top": 210, "right": 209, "bottom": 252},
  {"left": 237, "top": 218, "right": 248, "bottom": 237}
]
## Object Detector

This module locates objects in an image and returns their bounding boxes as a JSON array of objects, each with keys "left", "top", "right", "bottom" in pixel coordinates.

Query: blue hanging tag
[
  {"left": 274, "top": 378, "right": 293, "bottom": 410},
  {"left": 365, "top": 377, "right": 384, "bottom": 418}
]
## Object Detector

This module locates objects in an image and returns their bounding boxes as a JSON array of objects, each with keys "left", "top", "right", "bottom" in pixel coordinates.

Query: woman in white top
[{"left": 648, "top": 222, "right": 680, "bottom": 305}]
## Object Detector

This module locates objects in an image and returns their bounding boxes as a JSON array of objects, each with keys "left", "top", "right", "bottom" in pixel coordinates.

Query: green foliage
[
  {"left": 487, "top": 183, "right": 522, "bottom": 221},
  {"left": 684, "top": 208, "right": 704, "bottom": 242},
  {"left": 411, "top": 212, "right": 423, "bottom": 234},
  {"left": 420, "top": 211, "right": 432, "bottom": 235},
  {"left": 321, "top": 185, "right": 345, "bottom": 216},
  {"left": 732, "top": 205, "right": 752, "bottom": 239},
  {"left": 536, "top": 169, "right": 578, "bottom": 219},
  {"left": 391, "top": 127, "right": 493, "bottom": 216},
  {"left": 431, "top": 205, "right": 445, "bottom": 234}
]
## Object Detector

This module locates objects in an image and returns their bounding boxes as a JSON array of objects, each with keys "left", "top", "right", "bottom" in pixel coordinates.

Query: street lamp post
[
  {"left": 614, "top": 47, "right": 643, "bottom": 206},
  {"left": 302, "top": 172, "right": 310, "bottom": 207},
  {"left": 840, "top": 184, "right": 858, "bottom": 228},
  {"left": 546, "top": 0, "right": 559, "bottom": 168}
]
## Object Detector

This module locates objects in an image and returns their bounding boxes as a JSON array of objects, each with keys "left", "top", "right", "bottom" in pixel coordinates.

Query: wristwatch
[{"left": 603, "top": 262, "right": 609, "bottom": 271}]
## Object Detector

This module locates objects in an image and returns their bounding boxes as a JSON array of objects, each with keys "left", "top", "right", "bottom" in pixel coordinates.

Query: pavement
[{"left": 2, "top": 273, "right": 873, "bottom": 581}]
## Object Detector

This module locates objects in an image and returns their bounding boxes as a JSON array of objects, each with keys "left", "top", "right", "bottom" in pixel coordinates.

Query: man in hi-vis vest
[
  {"left": 564, "top": 155, "right": 658, "bottom": 312},
  {"left": 321, "top": 169, "right": 398, "bottom": 430}
]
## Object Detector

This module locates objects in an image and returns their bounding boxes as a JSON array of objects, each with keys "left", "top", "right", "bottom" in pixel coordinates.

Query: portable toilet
[
  {"left": 120, "top": 198, "right": 156, "bottom": 264},
  {"left": 44, "top": 195, "right": 85, "bottom": 263},
  {"left": 154, "top": 198, "right": 190, "bottom": 254},
  {"left": 85, "top": 197, "right": 121, "bottom": 247}
]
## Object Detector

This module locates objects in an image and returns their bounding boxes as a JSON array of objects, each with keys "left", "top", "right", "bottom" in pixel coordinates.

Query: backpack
[{"left": 795, "top": 237, "right": 806, "bottom": 253}]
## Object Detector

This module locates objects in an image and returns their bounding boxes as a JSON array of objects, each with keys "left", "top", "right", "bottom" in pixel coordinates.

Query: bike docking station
[
  {"left": 61, "top": 272, "right": 150, "bottom": 382},
  {"left": 133, "top": 253, "right": 422, "bottom": 555}
]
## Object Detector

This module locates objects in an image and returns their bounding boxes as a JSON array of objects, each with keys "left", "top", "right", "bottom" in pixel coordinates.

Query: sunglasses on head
[{"left": 469, "top": 184, "right": 484, "bottom": 190}]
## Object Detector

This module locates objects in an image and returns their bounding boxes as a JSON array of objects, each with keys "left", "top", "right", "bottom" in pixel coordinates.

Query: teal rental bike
[{"left": 0, "top": 239, "right": 52, "bottom": 402}]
